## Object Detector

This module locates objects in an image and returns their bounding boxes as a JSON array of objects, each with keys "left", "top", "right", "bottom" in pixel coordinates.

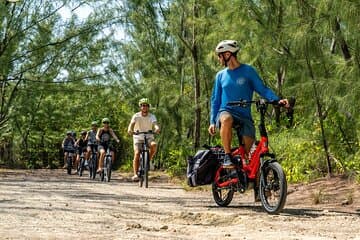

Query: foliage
[{"left": 0, "top": 0, "right": 359, "bottom": 183}]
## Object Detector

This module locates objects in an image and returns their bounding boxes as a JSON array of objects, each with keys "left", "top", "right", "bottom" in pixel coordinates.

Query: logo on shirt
[{"left": 236, "top": 77, "right": 246, "bottom": 85}]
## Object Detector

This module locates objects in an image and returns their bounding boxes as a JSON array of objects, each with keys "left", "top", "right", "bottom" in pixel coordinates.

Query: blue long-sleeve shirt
[{"left": 210, "top": 64, "right": 280, "bottom": 124}]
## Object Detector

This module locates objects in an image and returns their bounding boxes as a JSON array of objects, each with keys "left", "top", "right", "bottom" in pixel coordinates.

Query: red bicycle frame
[{"left": 232, "top": 135, "right": 269, "bottom": 180}]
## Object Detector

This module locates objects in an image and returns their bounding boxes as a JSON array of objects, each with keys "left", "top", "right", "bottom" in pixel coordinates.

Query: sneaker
[
  {"left": 131, "top": 175, "right": 139, "bottom": 181},
  {"left": 222, "top": 154, "right": 234, "bottom": 168},
  {"left": 62, "top": 164, "right": 68, "bottom": 169}
]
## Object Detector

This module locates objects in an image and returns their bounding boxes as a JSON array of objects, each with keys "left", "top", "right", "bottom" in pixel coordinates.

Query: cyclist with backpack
[
  {"left": 208, "top": 40, "right": 289, "bottom": 169},
  {"left": 61, "top": 131, "right": 75, "bottom": 169},
  {"left": 96, "top": 118, "right": 120, "bottom": 173},
  {"left": 127, "top": 98, "right": 160, "bottom": 181}
]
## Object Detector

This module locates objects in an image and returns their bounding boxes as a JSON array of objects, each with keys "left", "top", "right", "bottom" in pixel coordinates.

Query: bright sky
[
  {"left": 58, "top": 4, "right": 125, "bottom": 41},
  {"left": 58, "top": 4, "right": 92, "bottom": 20}
]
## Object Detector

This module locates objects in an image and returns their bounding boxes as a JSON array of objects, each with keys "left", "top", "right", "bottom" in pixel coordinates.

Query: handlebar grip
[{"left": 288, "top": 96, "right": 296, "bottom": 108}]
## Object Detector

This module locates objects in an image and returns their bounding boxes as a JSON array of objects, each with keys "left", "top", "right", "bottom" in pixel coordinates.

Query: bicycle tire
[
  {"left": 100, "top": 169, "right": 104, "bottom": 182},
  {"left": 212, "top": 167, "right": 235, "bottom": 207},
  {"left": 88, "top": 156, "right": 94, "bottom": 179},
  {"left": 144, "top": 150, "right": 149, "bottom": 188},
  {"left": 138, "top": 155, "right": 144, "bottom": 187},
  {"left": 91, "top": 154, "right": 97, "bottom": 180},
  {"left": 88, "top": 160, "right": 92, "bottom": 178},
  {"left": 259, "top": 161, "right": 287, "bottom": 214},
  {"left": 106, "top": 157, "right": 112, "bottom": 182},
  {"left": 78, "top": 157, "right": 84, "bottom": 177},
  {"left": 88, "top": 157, "right": 93, "bottom": 179},
  {"left": 67, "top": 156, "right": 72, "bottom": 175}
]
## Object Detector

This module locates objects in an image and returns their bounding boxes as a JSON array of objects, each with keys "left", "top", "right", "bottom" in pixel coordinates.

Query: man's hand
[
  {"left": 127, "top": 129, "right": 133, "bottom": 135},
  {"left": 279, "top": 99, "right": 290, "bottom": 108},
  {"left": 208, "top": 124, "right": 216, "bottom": 136}
]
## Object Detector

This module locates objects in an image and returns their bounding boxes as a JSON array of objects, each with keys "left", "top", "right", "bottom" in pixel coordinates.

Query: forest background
[{"left": 1, "top": 0, "right": 359, "bottom": 183}]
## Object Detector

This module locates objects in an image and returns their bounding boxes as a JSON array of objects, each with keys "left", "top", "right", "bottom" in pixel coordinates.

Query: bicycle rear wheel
[
  {"left": 259, "top": 161, "right": 287, "bottom": 214},
  {"left": 211, "top": 167, "right": 236, "bottom": 207}
]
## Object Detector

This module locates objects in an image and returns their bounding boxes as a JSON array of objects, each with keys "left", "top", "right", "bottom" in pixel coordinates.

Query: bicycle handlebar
[
  {"left": 227, "top": 97, "right": 296, "bottom": 125},
  {"left": 227, "top": 99, "right": 280, "bottom": 107},
  {"left": 133, "top": 130, "right": 155, "bottom": 135}
]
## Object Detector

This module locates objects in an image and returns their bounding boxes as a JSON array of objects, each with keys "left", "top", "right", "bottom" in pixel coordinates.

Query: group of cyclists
[
  {"left": 61, "top": 39, "right": 290, "bottom": 188},
  {"left": 61, "top": 98, "right": 160, "bottom": 181}
]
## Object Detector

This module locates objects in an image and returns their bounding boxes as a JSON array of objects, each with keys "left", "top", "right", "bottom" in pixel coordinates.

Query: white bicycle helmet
[{"left": 215, "top": 40, "right": 240, "bottom": 54}]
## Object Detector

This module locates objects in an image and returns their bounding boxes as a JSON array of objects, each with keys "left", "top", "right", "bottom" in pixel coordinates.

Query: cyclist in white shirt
[{"left": 127, "top": 98, "right": 160, "bottom": 181}]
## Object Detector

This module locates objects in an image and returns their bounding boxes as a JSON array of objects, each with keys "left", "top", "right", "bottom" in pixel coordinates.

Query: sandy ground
[{"left": 0, "top": 169, "right": 360, "bottom": 240}]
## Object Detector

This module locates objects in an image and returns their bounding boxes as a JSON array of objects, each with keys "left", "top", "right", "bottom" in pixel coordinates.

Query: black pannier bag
[{"left": 187, "top": 149, "right": 219, "bottom": 187}]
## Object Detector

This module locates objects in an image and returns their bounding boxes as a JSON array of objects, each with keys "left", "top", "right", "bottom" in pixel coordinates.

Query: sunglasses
[
  {"left": 141, "top": 104, "right": 149, "bottom": 107},
  {"left": 103, "top": 122, "right": 109, "bottom": 124}
]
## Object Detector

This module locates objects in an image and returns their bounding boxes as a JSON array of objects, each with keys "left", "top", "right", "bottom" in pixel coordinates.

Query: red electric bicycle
[{"left": 211, "top": 98, "right": 294, "bottom": 214}]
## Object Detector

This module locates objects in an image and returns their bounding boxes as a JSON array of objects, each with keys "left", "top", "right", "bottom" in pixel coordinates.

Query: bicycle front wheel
[
  {"left": 106, "top": 157, "right": 112, "bottom": 182},
  {"left": 259, "top": 161, "right": 287, "bottom": 214},
  {"left": 144, "top": 150, "right": 150, "bottom": 188},
  {"left": 78, "top": 158, "right": 84, "bottom": 177},
  {"left": 138, "top": 155, "right": 144, "bottom": 187},
  {"left": 67, "top": 156, "right": 72, "bottom": 175}
]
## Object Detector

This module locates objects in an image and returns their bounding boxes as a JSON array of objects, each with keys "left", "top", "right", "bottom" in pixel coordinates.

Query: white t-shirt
[{"left": 130, "top": 112, "right": 157, "bottom": 141}]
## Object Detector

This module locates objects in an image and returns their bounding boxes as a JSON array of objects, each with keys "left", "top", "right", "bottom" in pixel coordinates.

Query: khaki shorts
[{"left": 134, "top": 138, "right": 156, "bottom": 151}]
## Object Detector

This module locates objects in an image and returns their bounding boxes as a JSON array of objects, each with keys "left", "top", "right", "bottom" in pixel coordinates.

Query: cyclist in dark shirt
[
  {"left": 61, "top": 131, "right": 75, "bottom": 169},
  {"left": 96, "top": 118, "right": 120, "bottom": 173}
]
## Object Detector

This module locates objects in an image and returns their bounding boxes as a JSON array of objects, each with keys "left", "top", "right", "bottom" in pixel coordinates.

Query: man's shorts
[
  {"left": 133, "top": 137, "right": 156, "bottom": 152},
  {"left": 64, "top": 149, "right": 75, "bottom": 154},
  {"left": 98, "top": 143, "right": 115, "bottom": 152},
  {"left": 76, "top": 147, "right": 87, "bottom": 154},
  {"left": 216, "top": 110, "right": 255, "bottom": 138}
]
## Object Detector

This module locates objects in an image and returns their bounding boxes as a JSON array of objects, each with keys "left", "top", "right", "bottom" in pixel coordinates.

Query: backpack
[{"left": 187, "top": 149, "right": 219, "bottom": 187}]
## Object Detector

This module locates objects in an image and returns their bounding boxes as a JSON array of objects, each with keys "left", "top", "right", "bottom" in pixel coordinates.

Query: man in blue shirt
[{"left": 208, "top": 40, "right": 289, "bottom": 168}]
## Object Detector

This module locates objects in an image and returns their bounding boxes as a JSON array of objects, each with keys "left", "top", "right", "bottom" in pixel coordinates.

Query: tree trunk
[
  {"left": 275, "top": 66, "right": 285, "bottom": 126},
  {"left": 333, "top": 17, "right": 351, "bottom": 61},
  {"left": 305, "top": 49, "right": 332, "bottom": 177},
  {"left": 192, "top": 1, "right": 201, "bottom": 150}
]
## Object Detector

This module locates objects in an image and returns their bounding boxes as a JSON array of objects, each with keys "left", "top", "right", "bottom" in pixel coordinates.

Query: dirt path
[{"left": 0, "top": 169, "right": 359, "bottom": 240}]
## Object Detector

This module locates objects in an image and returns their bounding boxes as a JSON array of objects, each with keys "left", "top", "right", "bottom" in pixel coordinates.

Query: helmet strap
[{"left": 221, "top": 53, "right": 232, "bottom": 67}]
